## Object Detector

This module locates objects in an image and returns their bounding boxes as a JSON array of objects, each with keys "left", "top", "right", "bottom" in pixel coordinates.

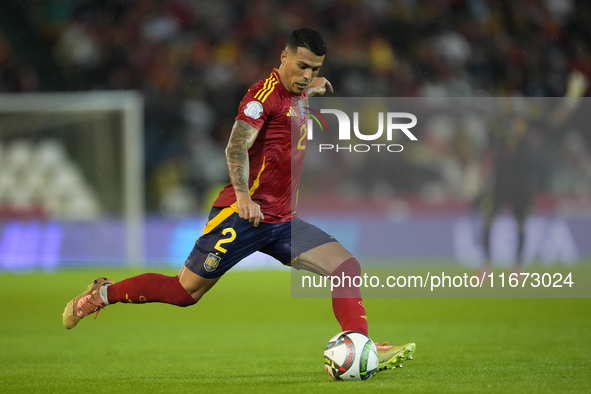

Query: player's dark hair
[{"left": 286, "top": 28, "right": 327, "bottom": 56}]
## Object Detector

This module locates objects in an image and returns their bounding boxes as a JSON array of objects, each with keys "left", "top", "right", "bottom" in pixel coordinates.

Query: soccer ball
[{"left": 324, "top": 331, "right": 379, "bottom": 381}]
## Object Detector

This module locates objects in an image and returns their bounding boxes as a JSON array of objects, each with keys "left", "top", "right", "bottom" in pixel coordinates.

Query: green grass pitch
[{"left": 1, "top": 267, "right": 590, "bottom": 393}]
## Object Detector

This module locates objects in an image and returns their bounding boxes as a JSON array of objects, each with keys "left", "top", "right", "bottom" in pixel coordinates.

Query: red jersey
[{"left": 213, "top": 69, "right": 309, "bottom": 223}]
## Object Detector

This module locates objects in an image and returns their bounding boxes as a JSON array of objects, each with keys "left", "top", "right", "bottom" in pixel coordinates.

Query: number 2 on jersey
[
  {"left": 297, "top": 124, "right": 307, "bottom": 150},
  {"left": 214, "top": 228, "right": 236, "bottom": 253}
]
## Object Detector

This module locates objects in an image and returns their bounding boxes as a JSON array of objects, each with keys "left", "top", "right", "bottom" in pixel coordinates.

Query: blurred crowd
[
  {"left": 0, "top": 32, "right": 40, "bottom": 92},
  {"left": 1, "top": 0, "right": 591, "bottom": 214}
]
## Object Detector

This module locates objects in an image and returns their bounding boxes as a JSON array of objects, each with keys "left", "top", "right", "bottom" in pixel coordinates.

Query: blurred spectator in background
[
  {"left": 479, "top": 98, "right": 537, "bottom": 273},
  {"left": 0, "top": 32, "right": 40, "bottom": 92},
  {"left": 479, "top": 73, "right": 588, "bottom": 273}
]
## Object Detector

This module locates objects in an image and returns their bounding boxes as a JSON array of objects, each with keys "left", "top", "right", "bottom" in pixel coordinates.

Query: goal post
[{"left": 0, "top": 91, "right": 145, "bottom": 265}]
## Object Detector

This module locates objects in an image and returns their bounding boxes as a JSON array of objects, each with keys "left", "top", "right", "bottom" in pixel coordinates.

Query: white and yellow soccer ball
[{"left": 324, "top": 331, "right": 379, "bottom": 381}]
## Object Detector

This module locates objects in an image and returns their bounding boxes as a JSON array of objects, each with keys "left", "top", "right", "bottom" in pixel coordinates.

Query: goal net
[{"left": 0, "top": 91, "right": 144, "bottom": 266}]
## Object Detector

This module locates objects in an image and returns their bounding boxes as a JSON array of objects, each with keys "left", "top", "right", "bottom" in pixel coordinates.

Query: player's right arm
[{"left": 225, "top": 119, "right": 265, "bottom": 227}]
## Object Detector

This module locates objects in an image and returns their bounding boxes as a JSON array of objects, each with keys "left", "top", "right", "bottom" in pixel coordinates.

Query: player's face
[{"left": 280, "top": 47, "right": 324, "bottom": 94}]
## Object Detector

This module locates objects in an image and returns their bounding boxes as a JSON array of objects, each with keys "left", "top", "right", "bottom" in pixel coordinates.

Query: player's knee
[
  {"left": 180, "top": 287, "right": 199, "bottom": 304},
  {"left": 178, "top": 266, "right": 219, "bottom": 303},
  {"left": 331, "top": 257, "right": 361, "bottom": 277},
  {"left": 180, "top": 284, "right": 206, "bottom": 304},
  {"left": 323, "top": 243, "right": 356, "bottom": 274},
  {"left": 181, "top": 279, "right": 218, "bottom": 304},
  {"left": 185, "top": 294, "right": 201, "bottom": 305}
]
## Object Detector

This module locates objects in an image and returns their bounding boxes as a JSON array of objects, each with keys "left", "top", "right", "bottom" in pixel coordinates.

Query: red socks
[
  {"left": 103, "top": 265, "right": 367, "bottom": 336},
  {"left": 331, "top": 258, "right": 368, "bottom": 336},
  {"left": 106, "top": 273, "right": 196, "bottom": 307}
]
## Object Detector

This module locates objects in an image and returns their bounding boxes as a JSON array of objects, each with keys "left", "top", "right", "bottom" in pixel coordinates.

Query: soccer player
[
  {"left": 62, "top": 28, "right": 415, "bottom": 373},
  {"left": 479, "top": 72, "right": 588, "bottom": 275},
  {"left": 480, "top": 104, "right": 534, "bottom": 274}
]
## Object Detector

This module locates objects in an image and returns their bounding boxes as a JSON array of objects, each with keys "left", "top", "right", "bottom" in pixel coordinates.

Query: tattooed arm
[{"left": 225, "top": 120, "right": 265, "bottom": 226}]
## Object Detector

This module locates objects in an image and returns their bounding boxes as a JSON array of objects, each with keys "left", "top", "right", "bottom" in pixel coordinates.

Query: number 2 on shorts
[{"left": 214, "top": 228, "right": 236, "bottom": 253}]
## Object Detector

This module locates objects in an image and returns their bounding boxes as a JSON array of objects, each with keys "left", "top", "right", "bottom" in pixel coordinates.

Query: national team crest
[{"left": 204, "top": 253, "right": 221, "bottom": 272}]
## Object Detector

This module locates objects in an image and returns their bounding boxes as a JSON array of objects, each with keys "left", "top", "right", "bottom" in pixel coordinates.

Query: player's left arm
[{"left": 307, "top": 77, "right": 333, "bottom": 96}]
